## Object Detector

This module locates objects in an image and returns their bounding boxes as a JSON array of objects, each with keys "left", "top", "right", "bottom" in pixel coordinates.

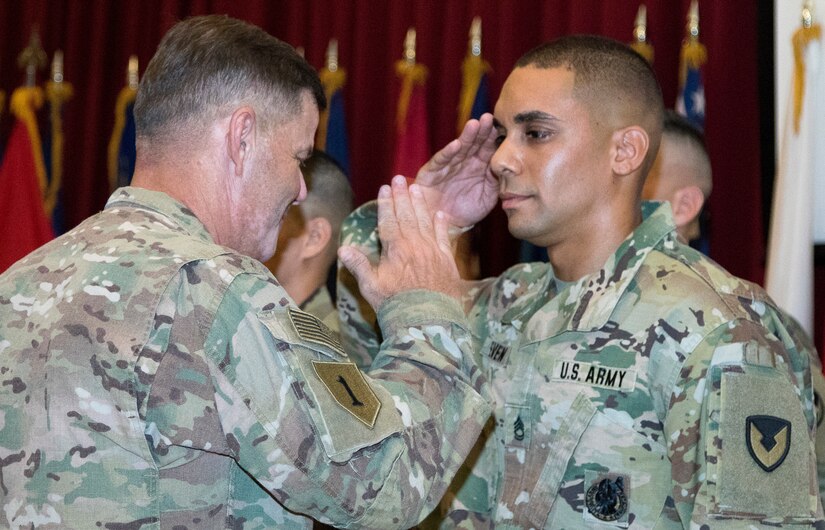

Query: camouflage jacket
[
  {"left": 301, "top": 286, "right": 338, "bottom": 335},
  {"left": 339, "top": 200, "right": 823, "bottom": 529},
  {"left": 0, "top": 187, "right": 491, "bottom": 530}
]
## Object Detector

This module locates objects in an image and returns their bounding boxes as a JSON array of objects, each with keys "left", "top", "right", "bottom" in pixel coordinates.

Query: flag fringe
[
  {"left": 44, "top": 81, "right": 73, "bottom": 215},
  {"left": 316, "top": 67, "right": 347, "bottom": 150},
  {"left": 457, "top": 55, "right": 491, "bottom": 133},
  {"left": 630, "top": 41, "right": 654, "bottom": 64},
  {"left": 10, "top": 87, "right": 48, "bottom": 202},
  {"left": 107, "top": 85, "right": 137, "bottom": 191},
  {"left": 792, "top": 23, "right": 822, "bottom": 134},
  {"left": 678, "top": 39, "right": 707, "bottom": 88},
  {"left": 394, "top": 61, "right": 428, "bottom": 131}
]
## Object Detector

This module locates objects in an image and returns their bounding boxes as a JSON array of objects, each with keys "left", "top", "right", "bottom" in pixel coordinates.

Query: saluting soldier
[
  {"left": 0, "top": 15, "right": 492, "bottom": 529},
  {"left": 338, "top": 35, "right": 824, "bottom": 528}
]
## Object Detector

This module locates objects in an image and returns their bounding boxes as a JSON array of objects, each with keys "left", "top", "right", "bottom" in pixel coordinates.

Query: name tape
[{"left": 552, "top": 360, "right": 636, "bottom": 391}]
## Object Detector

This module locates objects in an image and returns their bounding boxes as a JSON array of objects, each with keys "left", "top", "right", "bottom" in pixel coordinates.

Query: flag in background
[
  {"left": 0, "top": 86, "right": 55, "bottom": 272},
  {"left": 108, "top": 55, "right": 139, "bottom": 191},
  {"left": 675, "top": 0, "right": 707, "bottom": 131},
  {"left": 765, "top": 11, "right": 822, "bottom": 336},
  {"left": 42, "top": 50, "right": 73, "bottom": 235},
  {"left": 316, "top": 39, "right": 350, "bottom": 177},
  {"left": 392, "top": 28, "right": 430, "bottom": 181},
  {"left": 456, "top": 17, "right": 491, "bottom": 132}
]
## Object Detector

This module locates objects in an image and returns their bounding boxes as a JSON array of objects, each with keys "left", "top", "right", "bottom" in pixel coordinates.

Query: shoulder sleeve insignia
[
  {"left": 288, "top": 307, "right": 346, "bottom": 358},
  {"left": 746, "top": 415, "right": 791, "bottom": 472},
  {"left": 312, "top": 361, "right": 381, "bottom": 428}
]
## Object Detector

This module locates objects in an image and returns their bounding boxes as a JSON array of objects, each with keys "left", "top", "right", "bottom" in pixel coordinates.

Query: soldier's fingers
[
  {"left": 338, "top": 246, "right": 376, "bottom": 292},
  {"left": 390, "top": 175, "right": 418, "bottom": 235},
  {"left": 409, "top": 184, "right": 434, "bottom": 234},
  {"left": 376, "top": 184, "right": 399, "bottom": 244},
  {"left": 433, "top": 211, "right": 454, "bottom": 256}
]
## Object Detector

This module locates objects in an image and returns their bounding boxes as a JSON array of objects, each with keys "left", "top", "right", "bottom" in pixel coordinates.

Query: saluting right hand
[{"left": 414, "top": 113, "right": 499, "bottom": 229}]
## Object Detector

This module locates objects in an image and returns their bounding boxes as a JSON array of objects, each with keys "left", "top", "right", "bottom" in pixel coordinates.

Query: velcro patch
[
  {"left": 289, "top": 307, "right": 346, "bottom": 358},
  {"left": 312, "top": 361, "right": 380, "bottom": 428},
  {"left": 552, "top": 360, "right": 636, "bottom": 391}
]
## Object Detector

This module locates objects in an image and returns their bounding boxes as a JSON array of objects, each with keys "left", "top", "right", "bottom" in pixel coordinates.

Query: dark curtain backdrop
[{"left": 0, "top": 1, "right": 784, "bottom": 328}]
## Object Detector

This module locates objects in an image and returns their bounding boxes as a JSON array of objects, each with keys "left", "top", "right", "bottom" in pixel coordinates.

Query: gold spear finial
[
  {"left": 686, "top": 0, "right": 700, "bottom": 39},
  {"left": 51, "top": 49, "right": 64, "bottom": 84},
  {"left": 469, "top": 17, "right": 482, "bottom": 57},
  {"left": 326, "top": 39, "right": 339, "bottom": 73},
  {"left": 17, "top": 27, "right": 48, "bottom": 87},
  {"left": 404, "top": 27, "right": 416, "bottom": 64},
  {"left": 127, "top": 55, "right": 139, "bottom": 89},
  {"left": 634, "top": 5, "right": 648, "bottom": 44},
  {"left": 802, "top": 0, "right": 814, "bottom": 28}
]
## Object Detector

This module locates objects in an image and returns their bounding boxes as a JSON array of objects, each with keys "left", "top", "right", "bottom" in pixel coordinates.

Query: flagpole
[
  {"left": 45, "top": 50, "right": 73, "bottom": 217},
  {"left": 12, "top": 29, "right": 48, "bottom": 196},
  {"left": 630, "top": 4, "right": 654, "bottom": 63},
  {"left": 108, "top": 56, "right": 139, "bottom": 191}
]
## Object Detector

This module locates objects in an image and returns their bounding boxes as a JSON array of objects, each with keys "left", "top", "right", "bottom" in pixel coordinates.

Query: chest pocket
[
  {"left": 260, "top": 308, "right": 404, "bottom": 463},
  {"left": 538, "top": 394, "right": 670, "bottom": 529}
]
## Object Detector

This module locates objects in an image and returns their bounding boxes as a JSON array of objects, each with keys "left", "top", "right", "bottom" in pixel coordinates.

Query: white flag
[{"left": 765, "top": 24, "right": 822, "bottom": 335}]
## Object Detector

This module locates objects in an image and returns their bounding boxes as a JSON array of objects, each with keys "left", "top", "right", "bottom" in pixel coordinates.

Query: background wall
[{"left": 2, "top": 1, "right": 817, "bottom": 349}]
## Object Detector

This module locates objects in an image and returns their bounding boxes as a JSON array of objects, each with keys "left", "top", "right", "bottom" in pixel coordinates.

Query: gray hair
[{"left": 135, "top": 15, "right": 325, "bottom": 142}]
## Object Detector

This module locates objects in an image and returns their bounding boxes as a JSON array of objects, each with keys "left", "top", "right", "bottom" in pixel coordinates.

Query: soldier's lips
[{"left": 500, "top": 193, "right": 530, "bottom": 210}]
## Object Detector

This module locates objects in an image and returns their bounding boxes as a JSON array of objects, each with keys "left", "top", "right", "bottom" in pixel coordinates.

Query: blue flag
[{"left": 325, "top": 88, "right": 350, "bottom": 177}]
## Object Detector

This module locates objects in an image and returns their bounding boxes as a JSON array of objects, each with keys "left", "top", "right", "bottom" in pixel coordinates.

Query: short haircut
[
  {"left": 662, "top": 109, "right": 713, "bottom": 197},
  {"left": 516, "top": 35, "right": 665, "bottom": 175},
  {"left": 135, "top": 15, "right": 325, "bottom": 143},
  {"left": 300, "top": 151, "right": 354, "bottom": 246}
]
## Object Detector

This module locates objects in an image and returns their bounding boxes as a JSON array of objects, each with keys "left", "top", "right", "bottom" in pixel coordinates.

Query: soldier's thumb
[{"left": 338, "top": 246, "right": 374, "bottom": 288}]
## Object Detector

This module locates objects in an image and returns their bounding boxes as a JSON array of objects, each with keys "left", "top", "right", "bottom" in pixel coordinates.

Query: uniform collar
[
  {"left": 524, "top": 201, "right": 677, "bottom": 342},
  {"left": 105, "top": 186, "right": 215, "bottom": 244}
]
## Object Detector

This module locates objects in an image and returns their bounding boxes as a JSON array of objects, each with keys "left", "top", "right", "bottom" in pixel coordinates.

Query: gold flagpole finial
[
  {"left": 634, "top": 5, "right": 648, "bottom": 44},
  {"left": 404, "top": 28, "right": 417, "bottom": 64},
  {"left": 51, "top": 50, "right": 64, "bottom": 84},
  {"left": 802, "top": 0, "right": 814, "bottom": 28},
  {"left": 686, "top": 0, "right": 700, "bottom": 39},
  {"left": 127, "top": 55, "right": 139, "bottom": 89},
  {"left": 326, "top": 39, "right": 339, "bottom": 73},
  {"left": 17, "top": 27, "right": 48, "bottom": 87},
  {"left": 469, "top": 17, "right": 482, "bottom": 57}
]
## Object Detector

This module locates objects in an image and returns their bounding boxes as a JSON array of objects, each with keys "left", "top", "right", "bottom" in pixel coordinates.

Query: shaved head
[{"left": 515, "top": 35, "right": 665, "bottom": 176}]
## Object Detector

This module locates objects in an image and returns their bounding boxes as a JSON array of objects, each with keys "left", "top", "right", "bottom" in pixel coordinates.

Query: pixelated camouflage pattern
[
  {"left": 339, "top": 200, "right": 824, "bottom": 528},
  {"left": 301, "top": 287, "right": 339, "bottom": 335},
  {"left": 0, "top": 187, "right": 491, "bottom": 529}
]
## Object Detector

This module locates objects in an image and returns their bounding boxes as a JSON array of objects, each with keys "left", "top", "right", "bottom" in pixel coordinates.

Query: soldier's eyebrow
[{"left": 513, "top": 110, "right": 556, "bottom": 124}]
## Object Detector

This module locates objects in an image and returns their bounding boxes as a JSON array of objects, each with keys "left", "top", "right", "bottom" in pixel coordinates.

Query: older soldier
[
  {"left": 0, "top": 15, "right": 491, "bottom": 530},
  {"left": 264, "top": 151, "right": 352, "bottom": 334},
  {"left": 338, "top": 35, "right": 824, "bottom": 527}
]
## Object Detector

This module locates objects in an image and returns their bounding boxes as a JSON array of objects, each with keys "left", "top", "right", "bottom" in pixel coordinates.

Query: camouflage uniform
[
  {"left": 301, "top": 286, "right": 339, "bottom": 335},
  {"left": 0, "top": 187, "right": 491, "bottom": 530},
  {"left": 339, "top": 200, "right": 824, "bottom": 528}
]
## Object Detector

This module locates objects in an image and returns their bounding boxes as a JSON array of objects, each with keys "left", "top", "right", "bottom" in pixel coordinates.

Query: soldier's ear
[
  {"left": 611, "top": 126, "right": 649, "bottom": 177},
  {"left": 227, "top": 106, "right": 256, "bottom": 178},
  {"left": 670, "top": 185, "right": 705, "bottom": 230},
  {"left": 300, "top": 217, "right": 332, "bottom": 260}
]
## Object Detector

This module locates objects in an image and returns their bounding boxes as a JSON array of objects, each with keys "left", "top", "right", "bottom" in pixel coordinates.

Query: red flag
[
  {"left": 391, "top": 60, "right": 430, "bottom": 181},
  {"left": 0, "top": 88, "right": 55, "bottom": 273}
]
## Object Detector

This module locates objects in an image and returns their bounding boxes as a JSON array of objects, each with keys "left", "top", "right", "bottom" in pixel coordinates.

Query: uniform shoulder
[{"left": 641, "top": 243, "right": 769, "bottom": 329}]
